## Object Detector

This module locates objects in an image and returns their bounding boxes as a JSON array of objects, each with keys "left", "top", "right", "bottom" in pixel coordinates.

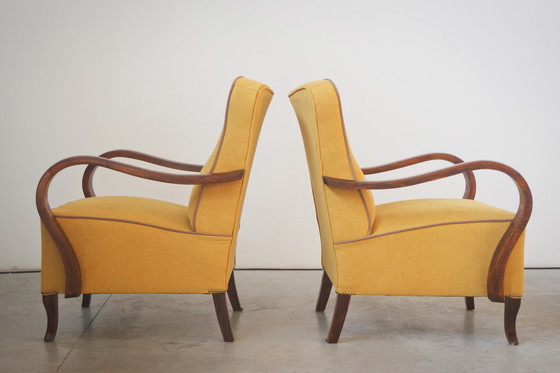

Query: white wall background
[{"left": 1, "top": 0, "right": 559, "bottom": 270}]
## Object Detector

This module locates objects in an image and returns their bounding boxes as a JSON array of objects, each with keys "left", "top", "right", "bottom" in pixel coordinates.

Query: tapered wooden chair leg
[
  {"left": 82, "top": 294, "right": 91, "bottom": 308},
  {"left": 505, "top": 297, "right": 521, "bottom": 345},
  {"left": 465, "top": 296, "right": 475, "bottom": 311},
  {"left": 227, "top": 272, "right": 243, "bottom": 311},
  {"left": 316, "top": 271, "right": 333, "bottom": 312},
  {"left": 42, "top": 294, "right": 59, "bottom": 342},
  {"left": 326, "top": 294, "right": 351, "bottom": 343},
  {"left": 212, "top": 292, "right": 234, "bottom": 342}
]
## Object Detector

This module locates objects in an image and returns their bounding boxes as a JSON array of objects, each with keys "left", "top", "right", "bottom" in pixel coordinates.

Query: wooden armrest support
[
  {"left": 325, "top": 160, "right": 532, "bottom": 302},
  {"left": 361, "top": 153, "right": 476, "bottom": 199},
  {"left": 36, "top": 155, "right": 243, "bottom": 297},
  {"left": 82, "top": 150, "right": 204, "bottom": 197}
]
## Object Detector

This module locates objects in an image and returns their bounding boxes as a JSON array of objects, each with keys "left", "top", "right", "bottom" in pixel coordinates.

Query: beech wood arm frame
[
  {"left": 36, "top": 155, "right": 244, "bottom": 298},
  {"left": 324, "top": 160, "right": 532, "bottom": 302},
  {"left": 82, "top": 149, "right": 204, "bottom": 197},
  {"left": 360, "top": 153, "right": 477, "bottom": 199}
]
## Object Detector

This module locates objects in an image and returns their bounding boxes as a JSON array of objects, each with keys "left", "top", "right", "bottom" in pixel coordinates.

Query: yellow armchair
[
  {"left": 289, "top": 79, "right": 532, "bottom": 344},
  {"left": 37, "top": 77, "right": 273, "bottom": 342}
]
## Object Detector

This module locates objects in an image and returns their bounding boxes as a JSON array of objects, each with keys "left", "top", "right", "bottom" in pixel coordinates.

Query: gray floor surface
[{"left": 1, "top": 270, "right": 559, "bottom": 372}]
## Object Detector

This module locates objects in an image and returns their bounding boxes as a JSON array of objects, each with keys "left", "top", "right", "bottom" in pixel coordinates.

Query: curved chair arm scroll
[
  {"left": 325, "top": 160, "right": 532, "bottom": 302},
  {"left": 361, "top": 153, "right": 476, "bottom": 199},
  {"left": 37, "top": 155, "right": 244, "bottom": 298},
  {"left": 82, "top": 150, "right": 204, "bottom": 197}
]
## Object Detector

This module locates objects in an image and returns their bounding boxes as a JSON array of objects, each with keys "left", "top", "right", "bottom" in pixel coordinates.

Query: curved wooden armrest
[
  {"left": 325, "top": 160, "right": 532, "bottom": 302},
  {"left": 36, "top": 155, "right": 243, "bottom": 298},
  {"left": 82, "top": 150, "right": 204, "bottom": 197},
  {"left": 361, "top": 153, "right": 476, "bottom": 199}
]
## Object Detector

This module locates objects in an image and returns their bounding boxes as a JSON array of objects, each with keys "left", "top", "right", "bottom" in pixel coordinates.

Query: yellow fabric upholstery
[
  {"left": 41, "top": 77, "right": 273, "bottom": 295},
  {"left": 335, "top": 199, "right": 524, "bottom": 297},
  {"left": 188, "top": 78, "right": 272, "bottom": 236},
  {"left": 289, "top": 80, "right": 376, "bottom": 287},
  {"left": 289, "top": 80, "right": 525, "bottom": 299}
]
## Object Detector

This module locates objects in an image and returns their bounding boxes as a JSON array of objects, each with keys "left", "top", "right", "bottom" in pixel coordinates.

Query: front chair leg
[
  {"left": 505, "top": 297, "right": 521, "bottom": 345},
  {"left": 316, "top": 270, "right": 333, "bottom": 312},
  {"left": 42, "top": 294, "right": 59, "bottom": 342},
  {"left": 212, "top": 292, "right": 234, "bottom": 342},
  {"left": 226, "top": 272, "right": 243, "bottom": 311},
  {"left": 326, "top": 293, "right": 351, "bottom": 343}
]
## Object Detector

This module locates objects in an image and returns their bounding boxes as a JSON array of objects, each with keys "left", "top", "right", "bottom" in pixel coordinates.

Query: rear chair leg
[
  {"left": 505, "top": 297, "right": 521, "bottom": 345},
  {"left": 316, "top": 270, "right": 333, "bottom": 312},
  {"left": 212, "top": 292, "right": 234, "bottom": 342},
  {"left": 465, "top": 296, "right": 475, "bottom": 310},
  {"left": 226, "top": 272, "right": 243, "bottom": 311},
  {"left": 42, "top": 294, "right": 59, "bottom": 342},
  {"left": 82, "top": 294, "right": 92, "bottom": 308},
  {"left": 326, "top": 294, "right": 351, "bottom": 343}
]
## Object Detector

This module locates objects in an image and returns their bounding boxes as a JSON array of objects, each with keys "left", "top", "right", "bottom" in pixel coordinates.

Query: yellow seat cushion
[
  {"left": 371, "top": 198, "right": 514, "bottom": 239},
  {"left": 41, "top": 196, "right": 234, "bottom": 295},
  {"left": 331, "top": 199, "right": 524, "bottom": 297},
  {"left": 53, "top": 196, "right": 197, "bottom": 234}
]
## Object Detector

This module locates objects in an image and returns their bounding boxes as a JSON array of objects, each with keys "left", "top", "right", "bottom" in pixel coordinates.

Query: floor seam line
[{"left": 56, "top": 294, "right": 112, "bottom": 372}]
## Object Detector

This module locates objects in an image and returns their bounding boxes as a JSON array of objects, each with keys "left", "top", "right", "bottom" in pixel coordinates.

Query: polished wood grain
[
  {"left": 361, "top": 153, "right": 476, "bottom": 199},
  {"left": 212, "top": 292, "right": 234, "bottom": 342},
  {"left": 227, "top": 272, "right": 243, "bottom": 312},
  {"left": 42, "top": 294, "right": 58, "bottom": 342},
  {"left": 82, "top": 149, "right": 204, "bottom": 197},
  {"left": 324, "top": 160, "right": 532, "bottom": 303},
  {"left": 316, "top": 270, "right": 333, "bottom": 312},
  {"left": 505, "top": 297, "right": 521, "bottom": 345},
  {"left": 326, "top": 294, "right": 351, "bottom": 343},
  {"left": 36, "top": 155, "right": 244, "bottom": 297}
]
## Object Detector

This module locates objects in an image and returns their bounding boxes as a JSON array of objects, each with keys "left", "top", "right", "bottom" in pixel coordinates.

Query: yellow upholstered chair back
[
  {"left": 187, "top": 77, "right": 273, "bottom": 236},
  {"left": 289, "top": 80, "right": 375, "bottom": 244}
]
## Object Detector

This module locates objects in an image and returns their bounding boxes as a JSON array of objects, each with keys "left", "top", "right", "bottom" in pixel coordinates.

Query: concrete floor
[{"left": 0, "top": 270, "right": 559, "bottom": 372}]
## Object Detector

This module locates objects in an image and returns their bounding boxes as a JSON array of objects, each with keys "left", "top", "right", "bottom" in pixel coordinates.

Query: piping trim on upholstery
[
  {"left": 190, "top": 79, "right": 273, "bottom": 233},
  {"left": 223, "top": 84, "right": 271, "bottom": 290},
  {"left": 326, "top": 79, "right": 373, "bottom": 236},
  {"left": 54, "top": 215, "right": 232, "bottom": 237},
  {"left": 334, "top": 218, "right": 512, "bottom": 245},
  {"left": 190, "top": 78, "right": 238, "bottom": 232},
  {"left": 307, "top": 82, "right": 340, "bottom": 288}
]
